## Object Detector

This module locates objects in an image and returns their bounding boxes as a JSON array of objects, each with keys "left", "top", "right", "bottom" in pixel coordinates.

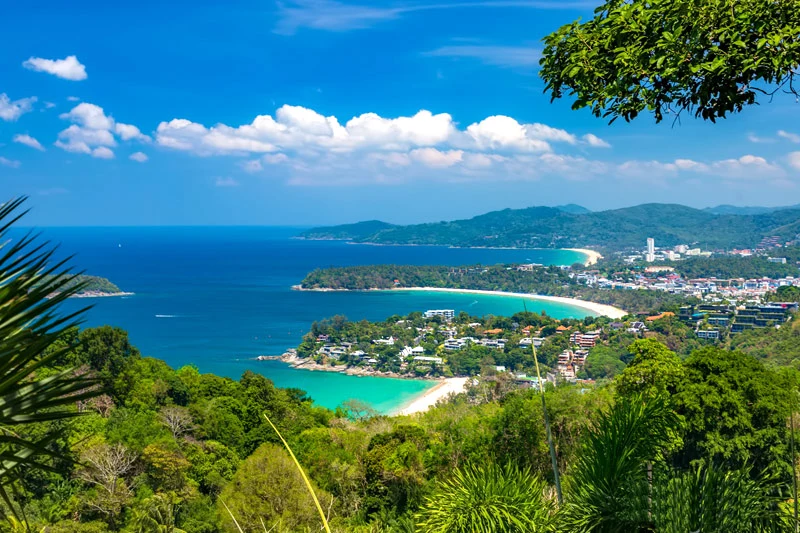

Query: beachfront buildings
[{"left": 424, "top": 309, "right": 455, "bottom": 321}]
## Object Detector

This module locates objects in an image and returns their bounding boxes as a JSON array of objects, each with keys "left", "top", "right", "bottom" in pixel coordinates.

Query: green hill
[
  {"left": 298, "top": 203, "right": 800, "bottom": 251},
  {"left": 298, "top": 220, "right": 395, "bottom": 240}
]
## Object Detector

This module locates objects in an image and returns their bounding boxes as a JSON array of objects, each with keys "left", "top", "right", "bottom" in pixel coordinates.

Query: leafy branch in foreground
[
  {"left": 0, "top": 197, "right": 102, "bottom": 518},
  {"left": 540, "top": 0, "right": 800, "bottom": 124}
]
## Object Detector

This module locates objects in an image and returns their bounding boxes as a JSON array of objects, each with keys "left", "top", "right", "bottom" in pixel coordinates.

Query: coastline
[
  {"left": 48, "top": 291, "right": 135, "bottom": 299},
  {"left": 393, "top": 377, "right": 469, "bottom": 416},
  {"left": 397, "top": 287, "right": 626, "bottom": 318},
  {"left": 294, "top": 285, "right": 627, "bottom": 318},
  {"left": 563, "top": 248, "right": 602, "bottom": 266}
]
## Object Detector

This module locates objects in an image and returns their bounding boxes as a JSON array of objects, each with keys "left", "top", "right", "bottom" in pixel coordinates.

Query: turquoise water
[{"left": 30, "top": 227, "right": 590, "bottom": 412}]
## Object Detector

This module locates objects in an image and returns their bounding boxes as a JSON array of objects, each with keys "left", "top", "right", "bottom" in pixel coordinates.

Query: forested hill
[{"left": 298, "top": 203, "right": 800, "bottom": 250}]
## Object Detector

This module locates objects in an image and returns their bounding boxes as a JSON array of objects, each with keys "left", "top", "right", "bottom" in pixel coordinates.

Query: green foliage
[
  {"left": 0, "top": 197, "right": 103, "bottom": 518},
  {"left": 414, "top": 463, "right": 555, "bottom": 532},
  {"left": 37, "top": 274, "right": 123, "bottom": 296},
  {"left": 560, "top": 393, "right": 679, "bottom": 532},
  {"left": 673, "top": 347, "right": 796, "bottom": 477},
  {"left": 301, "top": 263, "right": 693, "bottom": 315},
  {"left": 218, "top": 443, "right": 333, "bottom": 533},
  {"left": 616, "top": 339, "right": 685, "bottom": 398},
  {"left": 539, "top": 0, "right": 800, "bottom": 123}
]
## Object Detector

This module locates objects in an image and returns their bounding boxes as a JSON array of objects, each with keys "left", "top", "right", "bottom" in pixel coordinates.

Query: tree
[
  {"left": 414, "top": 463, "right": 555, "bottom": 532},
  {"left": 159, "top": 405, "right": 195, "bottom": 440},
  {"left": 217, "top": 443, "right": 333, "bottom": 533},
  {"left": 129, "top": 493, "right": 186, "bottom": 533},
  {"left": 0, "top": 197, "right": 102, "bottom": 517},
  {"left": 76, "top": 442, "right": 138, "bottom": 526},
  {"left": 615, "top": 339, "right": 684, "bottom": 399},
  {"left": 540, "top": 0, "right": 800, "bottom": 123}
]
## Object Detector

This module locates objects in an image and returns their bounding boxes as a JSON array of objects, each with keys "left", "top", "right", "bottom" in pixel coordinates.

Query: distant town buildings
[{"left": 646, "top": 238, "right": 655, "bottom": 262}]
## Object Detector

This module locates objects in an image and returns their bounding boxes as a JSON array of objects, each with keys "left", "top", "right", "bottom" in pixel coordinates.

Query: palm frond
[{"left": 0, "top": 197, "right": 103, "bottom": 520}]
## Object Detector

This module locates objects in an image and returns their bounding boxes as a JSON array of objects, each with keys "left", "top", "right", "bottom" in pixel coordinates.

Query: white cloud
[
  {"left": 23, "top": 55, "right": 87, "bottom": 80},
  {"left": 0, "top": 156, "right": 21, "bottom": 168},
  {"left": 44, "top": 102, "right": 56, "bottom": 109},
  {"left": 13, "top": 134, "right": 45, "bottom": 151},
  {"left": 215, "top": 177, "right": 239, "bottom": 187},
  {"left": 60, "top": 103, "right": 113, "bottom": 130},
  {"left": 56, "top": 102, "right": 147, "bottom": 157},
  {"left": 0, "top": 93, "right": 37, "bottom": 121},
  {"left": 466, "top": 115, "right": 552, "bottom": 152},
  {"left": 582, "top": 133, "right": 611, "bottom": 148},
  {"left": 423, "top": 45, "right": 540, "bottom": 69},
  {"left": 129, "top": 151, "right": 148, "bottom": 162},
  {"left": 115, "top": 123, "right": 150, "bottom": 142},
  {"left": 91, "top": 146, "right": 114, "bottom": 159},
  {"left": 778, "top": 130, "right": 800, "bottom": 143},
  {"left": 409, "top": 148, "right": 463, "bottom": 168},
  {"left": 789, "top": 152, "right": 800, "bottom": 171},
  {"left": 618, "top": 154, "right": 783, "bottom": 180},
  {"left": 67, "top": 96, "right": 80, "bottom": 102},
  {"left": 263, "top": 153, "right": 289, "bottom": 164}
]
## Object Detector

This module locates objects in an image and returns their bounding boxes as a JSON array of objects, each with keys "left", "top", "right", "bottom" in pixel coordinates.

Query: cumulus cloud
[
  {"left": 582, "top": 133, "right": 611, "bottom": 148},
  {"left": 0, "top": 93, "right": 37, "bottom": 121},
  {"left": 215, "top": 177, "right": 239, "bottom": 187},
  {"left": 465, "top": 116, "right": 552, "bottom": 152},
  {"left": 13, "top": 134, "right": 45, "bottom": 151},
  {"left": 91, "top": 146, "right": 115, "bottom": 159},
  {"left": 0, "top": 156, "right": 21, "bottom": 168},
  {"left": 115, "top": 123, "right": 150, "bottom": 142},
  {"left": 55, "top": 102, "right": 147, "bottom": 158},
  {"left": 409, "top": 148, "right": 463, "bottom": 168},
  {"left": 23, "top": 55, "right": 87, "bottom": 80},
  {"left": 129, "top": 151, "right": 148, "bottom": 162}
]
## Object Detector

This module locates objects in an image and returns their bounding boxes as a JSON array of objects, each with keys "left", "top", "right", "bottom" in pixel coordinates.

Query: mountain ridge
[{"left": 298, "top": 203, "right": 800, "bottom": 251}]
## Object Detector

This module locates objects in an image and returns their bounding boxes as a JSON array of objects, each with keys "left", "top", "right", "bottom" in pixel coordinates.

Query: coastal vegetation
[
  {"left": 38, "top": 274, "right": 125, "bottom": 296},
  {"left": 300, "top": 263, "right": 694, "bottom": 315},
  {"left": 298, "top": 203, "right": 800, "bottom": 251},
  {"left": 5, "top": 198, "right": 800, "bottom": 531}
]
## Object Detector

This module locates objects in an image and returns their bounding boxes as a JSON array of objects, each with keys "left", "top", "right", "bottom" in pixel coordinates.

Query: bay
[{"left": 33, "top": 226, "right": 590, "bottom": 412}]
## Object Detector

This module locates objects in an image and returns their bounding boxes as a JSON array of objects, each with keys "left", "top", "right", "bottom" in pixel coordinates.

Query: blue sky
[{"left": 2, "top": 0, "right": 800, "bottom": 226}]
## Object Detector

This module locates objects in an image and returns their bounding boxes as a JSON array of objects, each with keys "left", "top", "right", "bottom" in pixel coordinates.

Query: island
[{"left": 40, "top": 274, "right": 132, "bottom": 298}]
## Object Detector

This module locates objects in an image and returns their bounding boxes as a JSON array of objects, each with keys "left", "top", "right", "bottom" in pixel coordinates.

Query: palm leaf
[{"left": 0, "top": 197, "right": 103, "bottom": 520}]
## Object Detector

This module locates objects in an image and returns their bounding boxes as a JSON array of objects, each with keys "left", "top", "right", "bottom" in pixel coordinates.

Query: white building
[
  {"left": 646, "top": 238, "right": 655, "bottom": 262},
  {"left": 424, "top": 309, "right": 455, "bottom": 321}
]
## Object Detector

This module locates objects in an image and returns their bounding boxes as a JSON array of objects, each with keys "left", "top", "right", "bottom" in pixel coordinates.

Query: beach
[
  {"left": 394, "top": 377, "right": 469, "bottom": 415},
  {"left": 564, "top": 248, "right": 603, "bottom": 266},
  {"left": 398, "top": 287, "right": 627, "bottom": 318}
]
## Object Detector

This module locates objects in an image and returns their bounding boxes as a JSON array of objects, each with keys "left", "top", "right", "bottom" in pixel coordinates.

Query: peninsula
[{"left": 298, "top": 263, "right": 692, "bottom": 315}]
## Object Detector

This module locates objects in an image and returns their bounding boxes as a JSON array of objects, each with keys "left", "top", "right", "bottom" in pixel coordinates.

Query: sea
[{"left": 30, "top": 226, "right": 590, "bottom": 413}]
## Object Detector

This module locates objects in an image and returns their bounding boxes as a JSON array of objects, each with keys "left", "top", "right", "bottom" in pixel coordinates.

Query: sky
[{"left": 2, "top": 0, "right": 800, "bottom": 227}]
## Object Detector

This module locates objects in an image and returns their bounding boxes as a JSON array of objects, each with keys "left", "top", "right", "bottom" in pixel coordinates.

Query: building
[
  {"left": 424, "top": 309, "right": 455, "bottom": 321},
  {"left": 570, "top": 330, "right": 600, "bottom": 349},
  {"left": 768, "top": 257, "right": 787, "bottom": 264},
  {"left": 646, "top": 238, "right": 655, "bottom": 262},
  {"left": 696, "top": 329, "right": 720, "bottom": 340}
]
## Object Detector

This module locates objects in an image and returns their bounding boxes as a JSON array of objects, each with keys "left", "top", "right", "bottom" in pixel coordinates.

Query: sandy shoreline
[
  {"left": 397, "top": 287, "right": 627, "bottom": 318},
  {"left": 564, "top": 248, "right": 603, "bottom": 266},
  {"left": 394, "top": 377, "right": 469, "bottom": 415},
  {"left": 295, "top": 285, "right": 627, "bottom": 318}
]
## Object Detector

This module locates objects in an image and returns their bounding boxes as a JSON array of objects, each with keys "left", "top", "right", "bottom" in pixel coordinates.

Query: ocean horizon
[{"left": 29, "top": 226, "right": 592, "bottom": 412}]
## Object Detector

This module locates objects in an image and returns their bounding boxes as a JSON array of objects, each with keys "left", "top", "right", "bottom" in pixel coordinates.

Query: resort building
[{"left": 424, "top": 309, "right": 455, "bottom": 321}]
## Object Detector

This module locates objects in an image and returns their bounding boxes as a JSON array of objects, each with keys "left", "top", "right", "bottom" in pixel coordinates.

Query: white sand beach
[
  {"left": 395, "top": 377, "right": 469, "bottom": 415},
  {"left": 400, "top": 287, "right": 627, "bottom": 319},
  {"left": 564, "top": 248, "right": 603, "bottom": 266}
]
